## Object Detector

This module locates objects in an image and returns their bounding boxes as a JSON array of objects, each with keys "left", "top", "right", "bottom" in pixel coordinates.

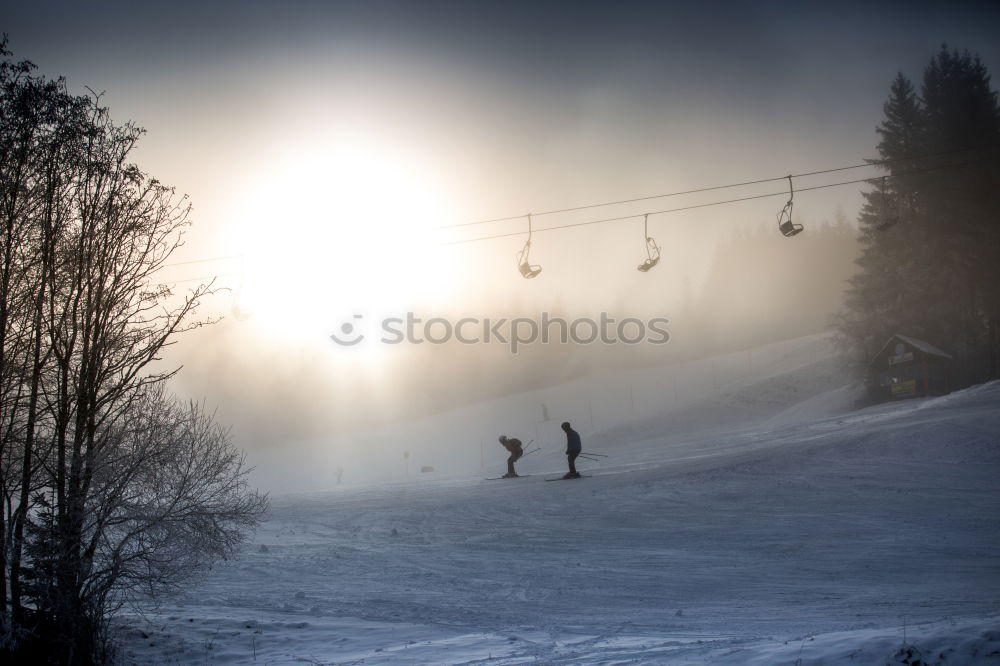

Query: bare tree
[
  {"left": 0, "top": 37, "right": 84, "bottom": 630},
  {"left": 26, "top": 387, "right": 267, "bottom": 659},
  {"left": 0, "top": 40, "right": 268, "bottom": 663}
]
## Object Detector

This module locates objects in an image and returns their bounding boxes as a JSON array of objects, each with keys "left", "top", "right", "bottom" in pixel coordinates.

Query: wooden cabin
[{"left": 867, "top": 334, "right": 952, "bottom": 402}]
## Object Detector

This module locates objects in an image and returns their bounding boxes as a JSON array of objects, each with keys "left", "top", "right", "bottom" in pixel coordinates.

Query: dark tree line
[
  {"left": 0, "top": 40, "right": 267, "bottom": 663},
  {"left": 837, "top": 46, "right": 1000, "bottom": 386}
]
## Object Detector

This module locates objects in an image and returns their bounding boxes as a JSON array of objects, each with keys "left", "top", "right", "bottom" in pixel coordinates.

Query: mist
[{"left": 7, "top": 1, "right": 1000, "bottom": 494}]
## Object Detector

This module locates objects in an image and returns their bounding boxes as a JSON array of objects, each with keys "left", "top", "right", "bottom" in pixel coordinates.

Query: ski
[
  {"left": 544, "top": 475, "right": 592, "bottom": 482},
  {"left": 485, "top": 475, "right": 531, "bottom": 480}
]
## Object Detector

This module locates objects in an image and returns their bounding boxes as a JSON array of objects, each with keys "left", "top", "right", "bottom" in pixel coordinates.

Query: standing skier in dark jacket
[{"left": 561, "top": 421, "right": 582, "bottom": 479}]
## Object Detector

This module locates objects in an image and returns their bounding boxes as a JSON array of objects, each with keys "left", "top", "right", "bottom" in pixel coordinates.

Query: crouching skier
[{"left": 498, "top": 435, "right": 524, "bottom": 478}]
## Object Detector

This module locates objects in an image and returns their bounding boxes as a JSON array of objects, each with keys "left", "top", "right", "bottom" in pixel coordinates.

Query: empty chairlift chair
[
  {"left": 777, "top": 175, "right": 804, "bottom": 237},
  {"left": 875, "top": 176, "right": 899, "bottom": 231},
  {"left": 637, "top": 214, "right": 661, "bottom": 272},
  {"left": 516, "top": 213, "right": 542, "bottom": 279}
]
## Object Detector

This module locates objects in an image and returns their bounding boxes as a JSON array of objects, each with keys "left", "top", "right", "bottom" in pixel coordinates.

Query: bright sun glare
[{"left": 225, "top": 135, "right": 456, "bottom": 346}]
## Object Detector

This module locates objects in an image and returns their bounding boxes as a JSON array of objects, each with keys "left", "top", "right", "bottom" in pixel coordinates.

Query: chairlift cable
[
  {"left": 157, "top": 145, "right": 998, "bottom": 268},
  {"left": 442, "top": 158, "right": 980, "bottom": 246},
  {"left": 162, "top": 253, "right": 244, "bottom": 268},
  {"left": 153, "top": 272, "right": 239, "bottom": 284},
  {"left": 434, "top": 144, "right": 997, "bottom": 231}
]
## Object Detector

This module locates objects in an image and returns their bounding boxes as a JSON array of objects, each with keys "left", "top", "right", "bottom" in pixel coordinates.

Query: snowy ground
[{"left": 120, "top": 338, "right": 1000, "bottom": 664}]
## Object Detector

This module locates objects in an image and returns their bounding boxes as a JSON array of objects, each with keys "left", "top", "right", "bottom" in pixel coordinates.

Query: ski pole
[
  {"left": 520, "top": 448, "right": 541, "bottom": 458},
  {"left": 582, "top": 452, "right": 608, "bottom": 457}
]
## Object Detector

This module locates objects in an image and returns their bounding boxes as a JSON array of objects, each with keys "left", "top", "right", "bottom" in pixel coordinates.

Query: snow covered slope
[{"left": 120, "top": 352, "right": 1000, "bottom": 665}]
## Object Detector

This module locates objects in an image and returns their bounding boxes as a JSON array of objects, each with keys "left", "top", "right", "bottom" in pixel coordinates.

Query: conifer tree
[
  {"left": 838, "top": 47, "right": 1000, "bottom": 384},
  {"left": 838, "top": 73, "right": 924, "bottom": 368}
]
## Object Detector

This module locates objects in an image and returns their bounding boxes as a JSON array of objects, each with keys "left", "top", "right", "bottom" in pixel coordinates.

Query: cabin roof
[{"left": 872, "top": 334, "right": 952, "bottom": 364}]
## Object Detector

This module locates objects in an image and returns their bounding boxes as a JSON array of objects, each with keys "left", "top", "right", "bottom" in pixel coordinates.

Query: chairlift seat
[
  {"left": 519, "top": 262, "right": 542, "bottom": 279},
  {"left": 779, "top": 220, "right": 804, "bottom": 237},
  {"left": 637, "top": 257, "right": 659, "bottom": 272},
  {"left": 516, "top": 214, "right": 542, "bottom": 278},
  {"left": 231, "top": 304, "right": 252, "bottom": 321},
  {"left": 876, "top": 177, "right": 899, "bottom": 232},
  {"left": 637, "top": 232, "right": 661, "bottom": 272},
  {"left": 776, "top": 175, "right": 804, "bottom": 238}
]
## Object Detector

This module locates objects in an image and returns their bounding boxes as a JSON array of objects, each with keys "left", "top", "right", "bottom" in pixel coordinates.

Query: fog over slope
[
  {"left": 122, "top": 346, "right": 1000, "bottom": 665},
  {"left": 245, "top": 332, "right": 854, "bottom": 492}
]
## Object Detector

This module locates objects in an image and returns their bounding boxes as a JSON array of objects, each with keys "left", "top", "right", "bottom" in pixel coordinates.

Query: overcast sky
[
  {"left": 8, "top": 2, "right": 998, "bottom": 242},
  {"left": 8, "top": 2, "right": 998, "bottom": 216}
]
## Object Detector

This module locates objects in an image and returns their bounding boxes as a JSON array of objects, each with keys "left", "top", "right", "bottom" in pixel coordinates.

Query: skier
[
  {"left": 498, "top": 435, "right": 524, "bottom": 478},
  {"left": 561, "top": 421, "right": 582, "bottom": 478}
]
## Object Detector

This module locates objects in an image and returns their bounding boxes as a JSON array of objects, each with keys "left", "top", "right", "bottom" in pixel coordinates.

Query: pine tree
[
  {"left": 838, "top": 47, "right": 1000, "bottom": 385},
  {"left": 838, "top": 73, "right": 923, "bottom": 368}
]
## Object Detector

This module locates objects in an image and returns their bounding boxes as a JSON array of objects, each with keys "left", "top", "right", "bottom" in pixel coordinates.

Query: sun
[{"left": 224, "top": 133, "right": 456, "bottom": 346}]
